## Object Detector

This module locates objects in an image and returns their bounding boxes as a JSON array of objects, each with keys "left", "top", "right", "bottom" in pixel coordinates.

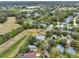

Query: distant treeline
[{"left": 0, "top": 1, "right": 79, "bottom": 7}]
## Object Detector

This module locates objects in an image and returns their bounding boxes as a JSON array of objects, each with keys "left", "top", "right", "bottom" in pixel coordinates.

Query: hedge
[{"left": 0, "top": 17, "right": 7, "bottom": 23}]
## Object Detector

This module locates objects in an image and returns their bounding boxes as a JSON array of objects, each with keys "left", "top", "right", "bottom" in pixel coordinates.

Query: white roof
[
  {"left": 46, "top": 24, "right": 53, "bottom": 30},
  {"left": 27, "top": 6, "right": 39, "bottom": 9},
  {"left": 36, "top": 35, "right": 45, "bottom": 41},
  {"left": 20, "top": 9, "right": 33, "bottom": 12},
  {"left": 36, "top": 53, "right": 41, "bottom": 57},
  {"left": 28, "top": 45, "right": 37, "bottom": 49}
]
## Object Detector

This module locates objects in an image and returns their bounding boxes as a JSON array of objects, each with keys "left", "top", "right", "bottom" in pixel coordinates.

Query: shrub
[
  {"left": 0, "top": 17, "right": 7, "bottom": 23},
  {"left": 20, "top": 45, "right": 30, "bottom": 53},
  {"left": 27, "top": 35, "right": 36, "bottom": 45},
  {"left": 46, "top": 30, "right": 53, "bottom": 37},
  {"left": 59, "top": 39, "right": 67, "bottom": 47},
  {"left": 76, "top": 29, "right": 79, "bottom": 32},
  {"left": 49, "top": 47, "right": 59, "bottom": 58},
  {"left": 71, "top": 32, "right": 79, "bottom": 40},
  {"left": 71, "top": 40, "right": 79, "bottom": 51}
]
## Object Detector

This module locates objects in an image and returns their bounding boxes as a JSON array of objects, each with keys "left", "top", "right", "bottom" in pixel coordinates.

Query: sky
[{"left": 0, "top": 0, "right": 79, "bottom": 1}]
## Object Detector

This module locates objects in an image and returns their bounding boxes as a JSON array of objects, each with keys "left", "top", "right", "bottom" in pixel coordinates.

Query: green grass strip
[{"left": 0, "top": 36, "right": 27, "bottom": 58}]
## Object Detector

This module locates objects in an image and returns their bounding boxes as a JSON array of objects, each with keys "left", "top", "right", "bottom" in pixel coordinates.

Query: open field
[{"left": 0, "top": 17, "right": 21, "bottom": 35}]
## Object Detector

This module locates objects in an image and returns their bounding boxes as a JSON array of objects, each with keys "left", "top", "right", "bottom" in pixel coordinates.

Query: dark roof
[{"left": 22, "top": 52, "right": 36, "bottom": 58}]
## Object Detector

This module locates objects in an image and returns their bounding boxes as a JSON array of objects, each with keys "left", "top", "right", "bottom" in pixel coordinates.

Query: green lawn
[{"left": 0, "top": 36, "right": 27, "bottom": 58}]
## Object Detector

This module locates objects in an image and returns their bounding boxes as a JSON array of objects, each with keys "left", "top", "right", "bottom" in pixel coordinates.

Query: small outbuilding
[{"left": 28, "top": 45, "right": 37, "bottom": 51}]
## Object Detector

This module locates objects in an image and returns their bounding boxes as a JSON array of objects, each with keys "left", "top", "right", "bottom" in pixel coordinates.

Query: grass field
[
  {"left": 0, "top": 36, "right": 27, "bottom": 58},
  {"left": 0, "top": 17, "right": 21, "bottom": 35}
]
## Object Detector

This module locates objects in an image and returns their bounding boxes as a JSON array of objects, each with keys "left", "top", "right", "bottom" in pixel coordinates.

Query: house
[
  {"left": 66, "top": 47, "right": 76, "bottom": 56},
  {"left": 61, "top": 35, "right": 67, "bottom": 41},
  {"left": 60, "top": 23, "right": 65, "bottom": 28},
  {"left": 28, "top": 45, "right": 37, "bottom": 51},
  {"left": 33, "top": 22, "right": 47, "bottom": 29},
  {"left": 46, "top": 24, "right": 53, "bottom": 31},
  {"left": 65, "top": 16, "right": 71, "bottom": 24},
  {"left": 56, "top": 44, "right": 64, "bottom": 53},
  {"left": 36, "top": 34, "right": 45, "bottom": 41},
  {"left": 59, "top": 7, "right": 77, "bottom": 11},
  {"left": 36, "top": 30, "right": 46, "bottom": 41},
  {"left": 34, "top": 13, "right": 40, "bottom": 17},
  {"left": 48, "top": 35, "right": 57, "bottom": 45},
  {"left": 21, "top": 52, "right": 36, "bottom": 58},
  {"left": 27, "top": 6, "right": 40, "bottom": 9}
]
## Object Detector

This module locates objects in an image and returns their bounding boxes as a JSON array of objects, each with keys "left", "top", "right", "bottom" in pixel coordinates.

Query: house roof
[
  {"left": 22, "top": 52, "right": 36, "bottom": 58},
  {"left": 28, "top": 45, "right": 37, "bottom": 49},
  {"left": 36, "top": 35, "right": 45, "bottom": 41}
]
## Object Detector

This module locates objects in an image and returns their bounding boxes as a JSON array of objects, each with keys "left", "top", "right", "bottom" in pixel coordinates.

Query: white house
[
  {"left": 36, "top": 34, "right": 45, "bottom": 41},
  {"left": 28, "top": 45, "right": 37, "bottom": 51}
]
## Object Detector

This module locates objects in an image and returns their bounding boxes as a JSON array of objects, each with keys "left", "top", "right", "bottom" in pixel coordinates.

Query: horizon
[{"left": 0, "top": 0, "right": 79, "bottom": 1}]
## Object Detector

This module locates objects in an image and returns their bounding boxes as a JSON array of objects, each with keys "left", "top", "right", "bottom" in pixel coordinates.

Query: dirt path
[
  {"left": 0, "top": 29, "right": 40, "bottom": 54},
  {"left": 0, "top": 17, "right": 21, "bottom": 35}
]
